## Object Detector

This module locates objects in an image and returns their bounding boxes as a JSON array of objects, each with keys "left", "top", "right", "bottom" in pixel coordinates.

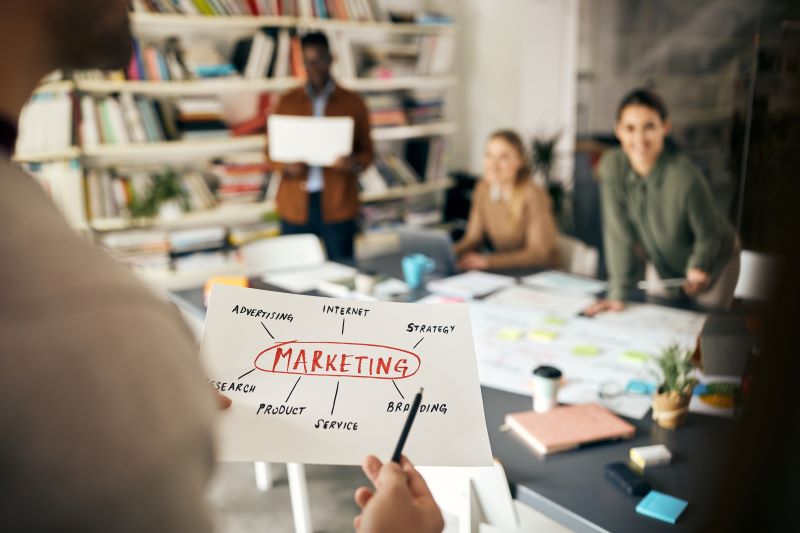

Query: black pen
[{"left": 391, "top": 387, "right": 423, "bottom": 463}]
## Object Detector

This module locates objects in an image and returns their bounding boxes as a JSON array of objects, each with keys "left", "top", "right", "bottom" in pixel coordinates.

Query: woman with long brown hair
[{"left": 454, "top": 129, "right": 559, "bottom": 270}]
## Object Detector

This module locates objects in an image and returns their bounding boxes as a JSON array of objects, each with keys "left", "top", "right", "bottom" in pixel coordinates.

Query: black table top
[
  {"left": 482, "top": 386, "right": 732, "bottom": 532},
  {"left": 171, "top": 259, "right": 736, "bottom": 532}
]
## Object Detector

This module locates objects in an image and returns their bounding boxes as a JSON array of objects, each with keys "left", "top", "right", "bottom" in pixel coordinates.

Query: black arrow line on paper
[
  {"left": 331, "top": 380, "right": 340, "bottom": 415},
  {"left": 285, "top": 376, "right": 302, "bottom": 403},
  {"left": 260, "top": 322, "right": 275, "bottom": 339},
  {"left": 238, "top": 368, "right": 256, "bottom": 380},
  {"left": 413, "top": 337, "right": 424, "bottom": 349},
  {"left": 392, "top": 380, "right": 405, "bottom": 400},
  {"left": 341, "top": 318, "right": 345, "bottom": 335}
]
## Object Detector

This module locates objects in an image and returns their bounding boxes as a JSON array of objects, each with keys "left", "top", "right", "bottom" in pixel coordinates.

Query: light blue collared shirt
[{"left": 305, "top": 79, "right": 336, "bottom": 193}]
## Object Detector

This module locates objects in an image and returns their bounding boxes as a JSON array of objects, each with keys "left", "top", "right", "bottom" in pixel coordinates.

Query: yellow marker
[
  {"left": 528, "top": 329, "right": 559, "bottom": 343},
  {"left": 544, "top": 316, "right": 567, "bottom": 326},
  {"left": 496, "top": 328, "right": 523, "bottom": 341},
  {"left": 620, "top": 350, "right": 650, "bottom": 364},
  {"left": 572, "top": 343, "right": 601, "bottom": 356}
]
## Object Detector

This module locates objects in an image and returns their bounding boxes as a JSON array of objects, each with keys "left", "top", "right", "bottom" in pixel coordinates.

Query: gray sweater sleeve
[{"left": 599, "top": 152, "right": 640, "bottom": 301}]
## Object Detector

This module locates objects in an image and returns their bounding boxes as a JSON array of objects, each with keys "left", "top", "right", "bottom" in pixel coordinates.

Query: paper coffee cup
[{"left": 531, "top": 365, "right": 562, "bottom": 413}]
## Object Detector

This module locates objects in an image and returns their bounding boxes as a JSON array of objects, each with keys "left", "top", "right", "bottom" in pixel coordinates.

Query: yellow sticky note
[
  {"left": 572, "top": 343, "right": 601, "bottom": 356},
  {"left": 528, "top": 329, "right": 559, "bottom": 343},
  {"left": 544, "top": 316, "right": 567, "bottom": 326},
  {"left": 620, "top": 350, "right": 650, "bottom": 364},
  {"left": 496, "top": 328, "right": 523, "bottom": 341}
]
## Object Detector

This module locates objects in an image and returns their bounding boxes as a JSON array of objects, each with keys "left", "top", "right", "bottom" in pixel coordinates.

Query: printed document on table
[{"left": 268, "top": 115, "right": 354, "bottom": 166}]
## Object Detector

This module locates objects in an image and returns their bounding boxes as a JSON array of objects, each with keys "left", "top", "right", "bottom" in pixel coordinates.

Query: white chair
[
  {"left": 419, "top": 462, "right": 569, "bottom": 533},
  {"left": 240, "top": 233, "right": 327, "bottom": 275},
  {"left": 556, "top": 234, "right": 599, "bottom": 278},
  {"left": 734, "top": 250, "right": 778, "bottom": 301}
]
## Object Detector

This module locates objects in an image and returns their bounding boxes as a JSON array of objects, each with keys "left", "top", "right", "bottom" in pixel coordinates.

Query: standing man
[{"left": 272, "top": 32, "right": 373, "bottom": 259}]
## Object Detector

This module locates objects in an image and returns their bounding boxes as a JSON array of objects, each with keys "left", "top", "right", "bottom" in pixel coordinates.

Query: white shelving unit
[
  {"left": 20, "top": 11, "right": 457, "bottom": 289},
  {"left": 13, "top": 147, "right": 82, "bottom": 164},
  {"left": 82, "top": 135, "right": 267, "bottom": 166},
  {"left": 131, "top": 12, "right": 455, "bottom": 34},
  {"left": 88, "top": 177, "right": 453, "bottom": 232},
  {"left": 73, "top": 75, "right": 456, "bottom": 96}
]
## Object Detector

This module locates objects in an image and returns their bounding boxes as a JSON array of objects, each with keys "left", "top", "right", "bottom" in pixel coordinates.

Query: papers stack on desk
[
  {"left": 427, "top": 271, "right": 516, "bottom": 299},
  {"left": 262, "top": 262, "right": 357, "bottom": 293}
]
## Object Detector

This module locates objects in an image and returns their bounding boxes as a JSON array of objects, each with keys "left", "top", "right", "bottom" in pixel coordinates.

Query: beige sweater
[
  {"left": 454, "top": 180, "right": 559, "bottom": 269},
  {"left": 0, "top": 159, "right": 216, "bottom": 532}
]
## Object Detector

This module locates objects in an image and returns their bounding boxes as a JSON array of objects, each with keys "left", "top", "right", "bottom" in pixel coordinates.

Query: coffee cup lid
[{"left": 532, "top": 365, "right": 562, "bottom": 379}]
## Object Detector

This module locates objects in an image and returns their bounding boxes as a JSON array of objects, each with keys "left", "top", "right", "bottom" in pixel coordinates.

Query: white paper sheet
[
  {"left": 201, "top": 285, "right": 493, "bottom": 466},
  {"left": 267, "top": 114, "right": 354, "bottom": 166},
  {"left": 262, "top": 261, "right": 357, "bottom": 293},
  {"left": 427, "top": 271, "right": 516, "bottom": 299}
]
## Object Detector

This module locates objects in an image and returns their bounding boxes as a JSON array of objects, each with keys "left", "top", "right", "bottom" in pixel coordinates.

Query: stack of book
[
  {"left": 22, "top": 161, "right": 86, "bottom": 228},
  {"left": 80, "top": 94, "right": 170, "bottom": 147},
  {"left": 228, "top": 220, "right": 281, "bottom": 246},
  {"left": 16, "top": 92, "right": 73, "bottom": 155},
  {"left": 169, "top": 226, "right": 228, "bottom": 255},
  {"left": 356, "top": 42, "right": 418, "bottom": 79},
  {"left": 358, "top": 153, "right": 421, "bottom": 193},
  {"left": 84, "top": 168, "right": 218, "bottom": 220},
  {"left": 404, "top": 89, "right": 444, "bottom": 124},
  {"left": 363, "top": 93, "right": 407, "bottom": 127},
  {"left": 210, "top": 154, "right": 270, "bottom": 204},
  {"left": 183, "top": 41, "right": 239, "bottom": 79},
  {"left": 175, "top": 97, "right": 230, "bottom": 139},
  {"left": 405, "top": 137, "right": 447, "bottom": 181},
  {"left": 416, "top": 34, "right": 455, "bottom": 75},
  {"left": 360, "top": 201, "right": 405, "bottom": 231},
  {"left": 128, "top": 37, "right": 201, "bottom": 81},
  {"left": 232, "top": 28, "right": 292, "bottom": 79},
  {"left": 130, "top": 0, "right": 384, "bottom": 21},
  {"left": 99, "top": 230, "right": 171, "bottom": 274}
]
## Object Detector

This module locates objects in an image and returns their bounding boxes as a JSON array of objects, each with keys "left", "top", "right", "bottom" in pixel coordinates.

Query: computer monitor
[{"left": 396, "top": 228, "right": 458, "bottom": 276}]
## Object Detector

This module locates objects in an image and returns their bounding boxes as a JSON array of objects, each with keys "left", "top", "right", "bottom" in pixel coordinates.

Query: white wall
[{"left": 431, "top": 0, "right": 579, "bottom": 185}]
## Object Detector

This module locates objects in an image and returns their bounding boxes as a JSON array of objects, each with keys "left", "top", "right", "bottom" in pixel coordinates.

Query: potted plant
[
  {"left": 650, "top": 343, "right": 696, "bottom": 429},
  {"left": 531, "top": 133, "right": 570, "bottom": 230},
  {"left": 129, "top": 170, "right": 187, "bottom": 220}
]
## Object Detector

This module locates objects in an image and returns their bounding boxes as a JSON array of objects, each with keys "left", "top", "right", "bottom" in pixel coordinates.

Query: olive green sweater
[{"left": 599, "top": 148, "right": 737, "bottom": 301}]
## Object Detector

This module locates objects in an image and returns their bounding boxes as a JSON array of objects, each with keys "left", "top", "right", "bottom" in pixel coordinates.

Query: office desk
[
  {"left": 483, "top": 386, "right": 732, "bottom": 533},
  {"left": 172, "top": 265, "right": 735, "bottom": 533}
]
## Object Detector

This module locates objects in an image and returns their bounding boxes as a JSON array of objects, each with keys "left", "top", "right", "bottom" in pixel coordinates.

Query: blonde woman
[{"left": 454, "top": 130, "right": 559, "bottom": 270}]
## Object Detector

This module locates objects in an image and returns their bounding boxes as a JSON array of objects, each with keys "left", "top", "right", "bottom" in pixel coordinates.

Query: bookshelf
[
  {"left": 17, "top": 6, "right": 457, "bottom": 288},
  {"left": 73, "top": 75, "right": 456, "bottom": 96}
]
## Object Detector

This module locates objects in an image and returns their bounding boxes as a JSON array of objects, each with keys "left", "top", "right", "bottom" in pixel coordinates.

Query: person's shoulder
[
  {"left": 520, "top": 180, "right": 552, "bottom": 208},
  {"left": 334, "top": 84, "right": 368, "bottom": 107},
  {"left": 597, "top": 148, "right": 627, "bottom": 183},
  {"left": 275, "top": 87, "right": 307, "bottom": 109}
]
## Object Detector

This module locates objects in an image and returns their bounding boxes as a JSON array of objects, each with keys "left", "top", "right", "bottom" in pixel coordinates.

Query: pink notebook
[{"left": 505, "top": 403, "right": 636, "bottom": 456}]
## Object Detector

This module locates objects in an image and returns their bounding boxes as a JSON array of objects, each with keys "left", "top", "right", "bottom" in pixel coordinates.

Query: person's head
[
  {"left": 614, "top": 88, "right": 671, "bottom": 173},
  {"left": 483, "top": 130, "right": 530, "bottom": 187},
  {"left": 301, "top": 32, "right": 333, "bottom": 89},
  {"left": 10, "top": 0, "right": 132, "bottom": 72}
]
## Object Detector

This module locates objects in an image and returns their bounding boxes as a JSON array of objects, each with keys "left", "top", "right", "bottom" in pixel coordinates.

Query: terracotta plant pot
[{"left": 652, "top": 385, "right": 694, "bottom": 429}]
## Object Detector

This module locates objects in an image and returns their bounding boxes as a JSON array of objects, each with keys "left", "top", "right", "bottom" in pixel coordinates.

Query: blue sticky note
[{"left": 636, "top": 490, "right": 688, "bottom": 524}]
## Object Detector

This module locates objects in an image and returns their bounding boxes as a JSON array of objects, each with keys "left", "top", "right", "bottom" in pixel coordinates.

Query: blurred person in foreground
[{"left": 0, "top": 2, "right": 440, "bottom": 532}]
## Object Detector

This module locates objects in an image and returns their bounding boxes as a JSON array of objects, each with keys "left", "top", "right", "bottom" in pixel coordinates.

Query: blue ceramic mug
[{"left": 402, "top": 254, "right": 436, "bottom": 290}]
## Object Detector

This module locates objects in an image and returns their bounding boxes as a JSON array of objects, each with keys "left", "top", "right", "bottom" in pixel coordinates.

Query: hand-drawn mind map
[{"left": 200, "top": 285, "right": 492, "bottom": 466}]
